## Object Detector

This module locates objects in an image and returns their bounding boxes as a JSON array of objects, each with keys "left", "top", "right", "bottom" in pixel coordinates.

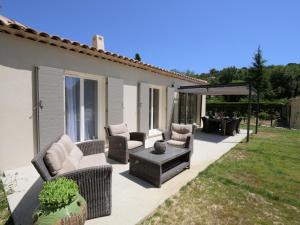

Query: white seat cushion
[
  {"left": 57, "top": 134, "right": 76, "bottom": 154},
  {"left": 167, "top": 139, "right": 185, "bottom": 147},
  {"left": 69, "top": 145, "right": 83, "bottom": 168},
  {"left": 79, "top": 153, "right": 108, "bottom": 169},
  {"left": 171, "top": 131, "right": 190, "bottom": 142},
  {"left": 57, "top": 157, "right": 77, "bottom": 175},
  {"left": 127, "top": 140, "right": 143, "bottom": 150},
  {"left": 109, "top": 123, "right": 130, "bottom": 140}
]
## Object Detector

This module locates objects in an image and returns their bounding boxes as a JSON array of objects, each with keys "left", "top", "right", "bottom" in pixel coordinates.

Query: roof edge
[{"left": 0, "top": 14, "right": 207, "bottom": 85}]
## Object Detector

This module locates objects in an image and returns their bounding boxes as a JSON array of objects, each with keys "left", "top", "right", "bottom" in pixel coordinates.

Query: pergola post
[
  {"left": 247, "top": 82, "right": 252, "bottom": 142},
  {"left": 255, "top": 90, "right": 259, "bottom": 134}
]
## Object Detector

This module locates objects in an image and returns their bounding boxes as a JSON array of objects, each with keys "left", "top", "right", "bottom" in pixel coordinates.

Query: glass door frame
[{"left": 63, "top": 73, "right": 102, "bottom": 142}]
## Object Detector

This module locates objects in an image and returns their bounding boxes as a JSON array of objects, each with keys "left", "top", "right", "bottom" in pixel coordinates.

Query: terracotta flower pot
[{"left": 33, "top": 194, "right": 87, "bottom": 225}]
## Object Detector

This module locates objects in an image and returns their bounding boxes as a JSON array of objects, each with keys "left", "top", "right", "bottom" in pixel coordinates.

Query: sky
[{"left": 1, "top": 0, "right": 300, "bottom": 73}]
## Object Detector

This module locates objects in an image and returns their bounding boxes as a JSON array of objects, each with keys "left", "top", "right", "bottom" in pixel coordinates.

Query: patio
[{"left": 2, "top": 129, "right": 249, "bottom": 225}]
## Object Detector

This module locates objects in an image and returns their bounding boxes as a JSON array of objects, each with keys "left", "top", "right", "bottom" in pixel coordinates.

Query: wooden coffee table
[{"left": 129, "top": 145, "right": 191, "bottom": 187}]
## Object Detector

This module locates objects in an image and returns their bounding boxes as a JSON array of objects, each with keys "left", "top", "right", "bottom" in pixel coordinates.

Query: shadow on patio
[{"left": 194, "top": 128, "right": 246, "bottom": 144}]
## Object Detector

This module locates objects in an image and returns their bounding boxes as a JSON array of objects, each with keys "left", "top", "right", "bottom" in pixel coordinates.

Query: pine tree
[
  {"left": 249, "top": 46, "right": 267, "bottom": 92},
  {"left": 134, "top": 53, "right": 141, "bottom": 61}
]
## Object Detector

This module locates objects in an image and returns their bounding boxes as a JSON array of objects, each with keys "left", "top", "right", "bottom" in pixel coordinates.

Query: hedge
[{"left": 206, "top": 102, "right": 287, "bottom": 118}]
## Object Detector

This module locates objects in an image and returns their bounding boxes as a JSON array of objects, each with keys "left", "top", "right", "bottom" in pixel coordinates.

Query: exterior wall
[
  {"left": 0, "top": 33, "right": 204, "bottom": 171},
  {"left": 289, "top": 97, "right": 300, "bottom": 129}
]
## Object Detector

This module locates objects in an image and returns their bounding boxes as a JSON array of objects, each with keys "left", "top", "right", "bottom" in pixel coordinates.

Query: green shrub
[
  {"left": 39, "top": 177, "right": 79, "bottom": 211},
  {"left": 258, "top": 111, "right": 270, "bottom": 120}
]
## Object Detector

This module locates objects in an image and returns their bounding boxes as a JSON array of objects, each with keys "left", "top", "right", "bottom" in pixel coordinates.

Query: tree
[
  {"left": 134, "top": 53, "right": 141, "bottom": 61},
  {"left": 248, "top": 46, "right": 267, "bottom": 93},
  {"left": 218, "top": 67, "right": 237, "bottom": 84}
]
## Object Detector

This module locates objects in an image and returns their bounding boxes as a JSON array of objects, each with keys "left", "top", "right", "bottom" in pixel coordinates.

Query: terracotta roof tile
[{"left": 0, "top": 14, "right": 206, "bottom": 84}]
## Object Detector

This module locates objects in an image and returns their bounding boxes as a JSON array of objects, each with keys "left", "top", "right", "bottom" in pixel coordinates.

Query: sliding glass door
[
  {"left": 84, "top": 80, "right": 98, "bottom": 140},
  {"left": 179, "top": 93, "right": 198, "bottom": 124},
  {"left": 65, "top": 76, "right": 98, "bottom": 142},
  {"left": 149, "top": 88, "right": 159, "bottom": 130},
  {"left": 65, "top": 77, "right": 80, "bottom": 141}
]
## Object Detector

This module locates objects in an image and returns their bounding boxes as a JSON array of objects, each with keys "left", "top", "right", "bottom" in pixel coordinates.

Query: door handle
[{"left": 39, "top": 100, "right": 44, "bottom": 110}]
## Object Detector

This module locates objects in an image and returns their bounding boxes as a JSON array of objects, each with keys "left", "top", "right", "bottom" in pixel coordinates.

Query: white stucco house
[{"left": 0, "top": 15, "right": 206, "bottom": 172}]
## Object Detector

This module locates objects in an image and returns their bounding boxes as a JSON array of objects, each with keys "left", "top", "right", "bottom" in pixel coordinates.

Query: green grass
[
  {"left": 0, "top": 179, "right": 12, "bottom": 225},
  {"left": 139, "top": 127, "right": 300, "bottom": 225}
]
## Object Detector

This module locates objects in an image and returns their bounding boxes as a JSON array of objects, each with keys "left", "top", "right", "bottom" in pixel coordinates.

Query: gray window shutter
[
  {"left": 166, "top": 87, "right": 175, "bottom": 131},
  {"left": 138, "top": 82, "right": 149, "bottom": 135},
  {"left": 107, "top": 77, "right": 124, "bottom": 125},
  {"left": 36, "top": 66, "right": 64, "bottom": 152}
]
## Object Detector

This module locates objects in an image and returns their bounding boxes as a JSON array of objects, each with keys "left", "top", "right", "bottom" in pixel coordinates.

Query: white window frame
[
  {"left": 63, "top": 72, "right": 102, "bottom": 142},
  {"left": 149, "top": 86, "right": 160, "bottom": 131}
]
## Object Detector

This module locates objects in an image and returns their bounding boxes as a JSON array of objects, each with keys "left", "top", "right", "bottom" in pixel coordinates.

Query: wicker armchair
[
  {"left": 201, "top": 116, "right": 209, "bottom": 132},
  {"left": 31, "top": 136, "right": 112, "bottom": 219},
  {"left": 221, "top": 119, "right": 238, "bottom": 136},
  {"left": 162, "top": 123, "right": 193, "bottom": 150},
  {"left": 104, "top": 123, "right": 146, "bottom": 164}
]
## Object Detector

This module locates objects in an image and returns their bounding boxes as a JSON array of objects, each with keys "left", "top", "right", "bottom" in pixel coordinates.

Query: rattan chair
[
  {"left": 32, "top": 137, "right": 112, "bottom": 219},
  {"left": 201, "top": 116, "right": 209, "bottom": 132},
  {"left": 162, "top": 123, "right": 193, "bottom": 150},
  {"left": 222, "top": 119, "right": 238, "bottom": 136},
  {"left": 104, "top": 123, "right": 146, "bottom": 164}
]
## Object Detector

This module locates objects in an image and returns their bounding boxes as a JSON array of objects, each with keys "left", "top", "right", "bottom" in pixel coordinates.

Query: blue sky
[{"left": 1, "top": 0, "right": 300, "bottom": 73}]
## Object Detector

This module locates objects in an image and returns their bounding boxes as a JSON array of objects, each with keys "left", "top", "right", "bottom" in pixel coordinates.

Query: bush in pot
[{"left": 33, "top": 177, "right": 87, "bottom": 225}]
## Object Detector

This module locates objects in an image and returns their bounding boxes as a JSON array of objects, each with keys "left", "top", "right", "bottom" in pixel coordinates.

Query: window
[
  {"left": 179, "top": 93, "right": 198, "bottom": 124},
  {"left": 149, "top": 88, "right": 159, "bottom": 130},
  {"left": 65, "top": 76, "right": 98, "bottom": 142}
]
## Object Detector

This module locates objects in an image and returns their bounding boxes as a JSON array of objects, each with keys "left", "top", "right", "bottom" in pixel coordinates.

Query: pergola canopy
[
  {"left": 178, "top": 83, "right": 257, "bottom": 96},
  {"left": 177, "top": 82, "right": 258, "bottom": 143}
]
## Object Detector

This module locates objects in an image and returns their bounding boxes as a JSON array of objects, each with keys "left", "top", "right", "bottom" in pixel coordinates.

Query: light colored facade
[{"left": 0, "top": 15, "right": 206, "bottom": 172}]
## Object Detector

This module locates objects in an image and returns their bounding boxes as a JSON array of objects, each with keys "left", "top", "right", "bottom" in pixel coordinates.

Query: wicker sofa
[
  {"left": 105, "top": 123, "right": 146, "bottom": 164},
  {"left": 162, "top": 123, "right": 193, "bottom": 150},
  {"left": 31, "top": 134, "right": 112, "bottom": 219}
]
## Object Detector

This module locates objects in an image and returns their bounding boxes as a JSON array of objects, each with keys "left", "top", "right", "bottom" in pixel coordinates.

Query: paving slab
[{"left": 2, "top": 130, "right": 248, "bottom": 225}]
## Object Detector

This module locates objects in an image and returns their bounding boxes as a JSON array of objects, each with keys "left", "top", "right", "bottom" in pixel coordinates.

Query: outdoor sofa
[
  {"left": 162, "top": 123, "right": 193, "bottom": 150},
  {"left": 31, "top": 134, "right": 112, "bottom": 219},
  {"left": 104, "top": 123, "right": 146, "bottom": 164}
]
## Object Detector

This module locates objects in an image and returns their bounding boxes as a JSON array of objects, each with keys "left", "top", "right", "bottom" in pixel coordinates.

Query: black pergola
[{"left": 178, "top": 82, "right": 258, "bottom": 142}]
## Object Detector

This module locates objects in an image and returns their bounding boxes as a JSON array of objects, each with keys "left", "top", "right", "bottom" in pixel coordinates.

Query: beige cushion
[
  {"left": 69, "top": 145, "right": 84, "bottom": 168},
  {"left": 57, "top": 157, "right": 77, "bottom": 175},
  {"left": 171, "top": 131, "right": 190, "bottom": 142},
  {"left": 127, "top": 140, "right": 143, "bottom": 150},
  {"left": 167, "top": 139, "right": 185, "bottom": 147},
  {"left": 44, "top": 143, "right": 66, "bottom": 176},
  {"left": 171, "top": 123, "right": 192, "bottom": 134},
  {"left": 79, "top": 153, "right": 108, "bottom": 169},
  {"left": 57, "top": 134, "right": 75, "bottom": 154},
  {"left": 109, "top": 123, "right": 130, "bottom": 141}
]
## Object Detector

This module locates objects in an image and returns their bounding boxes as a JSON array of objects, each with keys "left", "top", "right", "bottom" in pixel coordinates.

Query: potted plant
[{"left": 33, "top": 177, "right": 87, "bottom": 225}]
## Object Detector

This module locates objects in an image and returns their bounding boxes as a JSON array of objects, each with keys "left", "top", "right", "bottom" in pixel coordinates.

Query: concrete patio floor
[{"left": 2, "top": 129, "right": 249, "bottom": 225}]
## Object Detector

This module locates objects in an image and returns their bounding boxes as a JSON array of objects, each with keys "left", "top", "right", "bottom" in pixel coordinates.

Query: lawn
[
  {"left": 0, "top": 179, "right": 12, "bottom": 225},
  {"left": 139, "top": 127, "right": 300, "bottom": 225}
]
